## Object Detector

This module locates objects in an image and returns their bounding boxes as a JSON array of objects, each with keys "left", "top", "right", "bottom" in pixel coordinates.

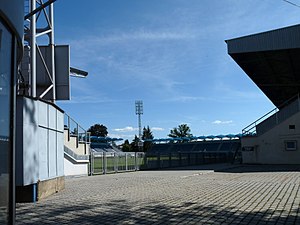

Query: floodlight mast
[
  {"left": 135, "top": 100, "right": 143, "bottom": 147},
  {"left": 25, "top": 0, "right": 56, "bottom": 100}
]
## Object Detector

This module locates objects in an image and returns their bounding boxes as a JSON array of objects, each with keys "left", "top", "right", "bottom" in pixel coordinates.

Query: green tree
[
  {"left": 122, "top": 139, "right": 131, "bottom": 152},
  {"left": 87, "top": 124, "right": 108, "bottom": 137},
  {"left": 168, "top": 124, "right": 192, "bottom": 139},
  {"left": 142, "top": 126, "right": 154, "bottom": 152},
  {"left": 130, "top": 135, "right": 140, "bottom": 152}
]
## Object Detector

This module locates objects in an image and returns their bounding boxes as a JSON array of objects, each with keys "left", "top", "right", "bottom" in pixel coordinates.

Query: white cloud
[
  {"left": 113, "top": 126, "right": 138, "bottom": 132},
  {"left": 166, "top": 95, "right": 213, "bottom": 103},
  {"left": 212, "top": 120, "right": 233, "bottom": 125},
  {"left": 113, "top": 126, "right": 164, "bottom": 132},
  {"left": 64, "top": 27, "right": 201, "bottom": 98},
  {"left": 109, "top": 133, "right": 135, "bottom": 140},
  {"left": 69, "top": 29, "right": 197, "bottom": 48},
  {"left": 66, "top": 95, "right": 113, "bottom": 104},
  {"left": 151, "top": 127, "right": 164, "bottom": 131}
]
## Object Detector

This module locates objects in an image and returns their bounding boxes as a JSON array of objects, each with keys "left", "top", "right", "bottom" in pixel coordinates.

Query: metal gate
[{"left": 90, "top": 152, "right": 145, "bottom": 175}]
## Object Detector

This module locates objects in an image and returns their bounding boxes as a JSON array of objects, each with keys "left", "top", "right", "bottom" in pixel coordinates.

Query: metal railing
[
  {"left": 143, "top": 151, "right": 234, "bottom": 170},
  {"left": 90, "top": 152, "right": 145, "bottom": 175},
  {"left": 242, "top": 94, "right": 300, "bottom": 136},
  {"left": 90, "top": 150, "right": 238, "bottom": 175},
  {"left": 64, "top": 113, "right": 91, "bottom": 153},
  {"left": 64, "top": 146, "right": 89, "bottom": 161}
]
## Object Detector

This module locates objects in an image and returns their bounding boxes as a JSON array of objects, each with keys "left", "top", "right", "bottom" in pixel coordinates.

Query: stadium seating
[{"left": 148, "top": 139, "right": 240, "bottom": 154}]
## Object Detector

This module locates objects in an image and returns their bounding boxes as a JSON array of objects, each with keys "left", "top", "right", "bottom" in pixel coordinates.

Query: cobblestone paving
[{"left": 16, "top": 164, "right": 300, "bottom": 224}]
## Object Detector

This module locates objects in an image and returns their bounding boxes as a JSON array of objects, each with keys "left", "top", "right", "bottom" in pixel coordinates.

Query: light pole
[{"left": 135, "top": 100, "right": 143, "bottom": 150}]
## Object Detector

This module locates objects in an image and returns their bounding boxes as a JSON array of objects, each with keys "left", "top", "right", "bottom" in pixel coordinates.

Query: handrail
[
  {"left": 64, "top": 112, "right": 91, "bottom": 153},
  {"left": 64, "top": 146, "right": 89, "bottom": 161},
  {"left": 243, "top": 94, "right": 300, "bottom": 136},
  {"left": 242, "top": 108, "right": 278, "bottom": 135}
]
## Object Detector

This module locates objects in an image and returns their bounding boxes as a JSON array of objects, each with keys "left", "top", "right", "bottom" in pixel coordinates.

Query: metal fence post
[
  {"left": 137, "top": 153, "right": 140, "bottom": 170},
  {"left": 114, "top": 153, "right": 117, "bottom": 173},
  {"left": 84, "top": 130, "right": 87, "bottom": 154},
  {"left": 90, "top": 151, "right": 94, "bottom": 175},
  {"left": 125, "top": 153, "right": 128, "bottom": 171},
  {"left": 103, "top": 152, "right": 106, "bottom": 175},
  {"left": 135, "top": 152, "right": 137, "bottom": 171},
  {"left": 76, "top": 123, "right": 79, "bottom": 148},
  {"left": 67, "top": 115, "right": 70, "bottom": 141}
]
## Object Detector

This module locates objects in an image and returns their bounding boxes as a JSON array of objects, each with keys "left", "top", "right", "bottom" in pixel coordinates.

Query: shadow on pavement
[
  {"left": 16, "top": 197, "right": 298, "bottom": 224},
  {"left": 216, "top": 164, "right": 300, "bottom": 173},
  {"left": 149, "top": 163, "right": 300, "bottom": 173}
]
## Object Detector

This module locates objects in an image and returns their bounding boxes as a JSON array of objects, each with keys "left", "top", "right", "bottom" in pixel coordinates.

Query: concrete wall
[
  {"left": 16, "top": 96, "right": 64, "bottom": 186},
  {"left": 64, "top": 156, "right": 88, "bottom": 176},
  {"left": 37, "top": 177, "right": 65, "bottom": 200},
  {"left": 242, "top": 111, "right": 300, "bottom": 164}
]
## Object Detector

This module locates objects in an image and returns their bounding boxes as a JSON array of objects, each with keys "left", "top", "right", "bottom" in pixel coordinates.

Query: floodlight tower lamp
[
  {"left": 70, "top": 67, "right": 89, "bottom": 78},
  {"left": 135, "top": 100, "right": 143, "bottom": 142}
]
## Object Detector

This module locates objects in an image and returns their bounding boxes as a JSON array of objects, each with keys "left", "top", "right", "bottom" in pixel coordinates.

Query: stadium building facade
[
  {"left": 0, "top": 0, "right": 24, "bottom": 223},
  {"left": 227, "top": 24, "right": 300, "bottom": 164},
  {"left": 1, "top": 1, "right": 92, "bottom": 223}
]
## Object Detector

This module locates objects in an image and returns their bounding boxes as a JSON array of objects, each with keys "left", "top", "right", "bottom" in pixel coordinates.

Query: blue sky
[{"left": 54, "top": 0, "right": 300, "bottom": 141}]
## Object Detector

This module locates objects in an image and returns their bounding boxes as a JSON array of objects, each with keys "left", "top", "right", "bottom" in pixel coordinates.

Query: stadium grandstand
[
  {"left": 90, "top": 136, "right": 123, "bottom": 153},
  {"left": 226, "top": 24, "right": 300, "bottom": 164},
  {"left": 146, "top": 134, "right": 241, "bottom": 154},
  {"left": 141, "top": 134, "right": 242, "bottom": 169}
]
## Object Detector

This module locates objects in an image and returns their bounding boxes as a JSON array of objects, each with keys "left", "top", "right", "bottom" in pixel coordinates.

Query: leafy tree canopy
[
  {"left": 168, "top": 124, "right": 192, "bottom": 138},
  {"left": 87, "top": 124, "right": 108, "bottom": 137},
  {"left": 121, "top": 139, "right": 131, "bottom": 152},
  {"left": 130, "top": 135, "right": 140, "bottom": 152},
  {"left": 142, "top": 126, "right": 154, "bottom": 140},
  {"left": 142, "top": 126, "right": 154, "bottom": 152}
]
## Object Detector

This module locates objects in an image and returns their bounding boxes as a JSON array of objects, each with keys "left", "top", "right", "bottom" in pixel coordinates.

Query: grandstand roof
[
  {"left": 145, "top": 134, "right": 242, "bottom": 143},
  {"left": 90, "top": 136, "right": 123, "bottom": 142},
  {"left": 226, "top": 24, "right": 300, "bottom": 108}
]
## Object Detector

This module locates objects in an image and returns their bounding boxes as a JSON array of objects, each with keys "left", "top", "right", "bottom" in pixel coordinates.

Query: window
[
  {"left": 289, "top": 125, "right": 295, "bottom": 130},
  {"left": 285, "top": 140, "right": 297, "bottom": 151},
  {"left": 0, "top": 20, "right": 13, "bottom": 225}
]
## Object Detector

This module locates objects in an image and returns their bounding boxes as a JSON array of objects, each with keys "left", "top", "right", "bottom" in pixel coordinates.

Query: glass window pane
[{"left": 0, "top": 20, "right": 12, "bottom": 224}]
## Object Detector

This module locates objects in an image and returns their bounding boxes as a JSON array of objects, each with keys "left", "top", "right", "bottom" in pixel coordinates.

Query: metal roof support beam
[
  {"left": 49, "top": 2, "right": 56, "bottom": 101},
  {"left": 30, "top": 0, "right": 36, "bottom": 97},
  {"left": 25, "top": 0, "right": 56, "bottom": 101},
  {"left": 24, "top": 0, "right": 56, "bottom": 20}
]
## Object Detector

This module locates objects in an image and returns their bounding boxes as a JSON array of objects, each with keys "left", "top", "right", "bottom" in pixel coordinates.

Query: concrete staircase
[{"left": 63, "top": 113, "right": 90, "bottom": 176}]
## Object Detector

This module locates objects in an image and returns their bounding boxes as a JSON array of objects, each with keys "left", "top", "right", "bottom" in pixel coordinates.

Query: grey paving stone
[{"left": 16, "top": 164, "right": 300, "bottom": 225}]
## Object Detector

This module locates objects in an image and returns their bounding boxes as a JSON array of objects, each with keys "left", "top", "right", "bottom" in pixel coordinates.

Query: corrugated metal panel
[
  {"left": 16, "top": 96, "right": 65, "bottom": 185},
  {"left": 38, "top": 128, "right": 48, "bottom": 180},
  {"left": 227, "top": 24, "right": 300, "bottom": 54},
  {"left": 57, "top": 133, "right": 64, "bottom": 176},
  {"left": 48, "top": 130, "right": 57, "bottom": 178}
]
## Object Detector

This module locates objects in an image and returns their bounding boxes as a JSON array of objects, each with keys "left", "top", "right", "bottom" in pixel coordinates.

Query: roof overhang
[{"left": 226, "top": 24, "right": 300, "bottom": 108}]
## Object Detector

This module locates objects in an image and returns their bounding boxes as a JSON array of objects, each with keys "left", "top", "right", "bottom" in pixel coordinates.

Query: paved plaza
[{"left": 16, "top": 164, "right": 300, "bottom": 224}]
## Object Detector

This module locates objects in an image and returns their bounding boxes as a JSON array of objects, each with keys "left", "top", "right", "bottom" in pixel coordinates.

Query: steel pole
[
  {"left": 30, "top": 0, "right": 36, "bottom": 97},
  {"left": 49, "top": 2, "right": 56, "bottom": 101}
]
